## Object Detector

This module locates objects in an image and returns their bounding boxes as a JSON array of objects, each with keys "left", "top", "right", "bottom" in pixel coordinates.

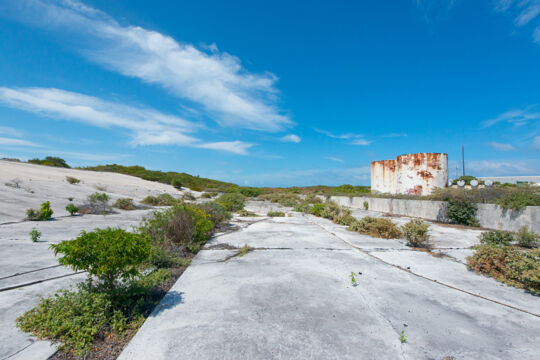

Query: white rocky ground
[{"left": 1, "top": 161, "right": 538, "bottom": 360}]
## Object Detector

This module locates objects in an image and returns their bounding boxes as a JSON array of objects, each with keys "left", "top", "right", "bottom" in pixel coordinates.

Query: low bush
[
  {"left": 267, "top": 210, "right": 285, "bottom": 217},
  {"left": 65, "top": 203, "right": 79, "bottom": 216},
  {"left": 51, "top": 228, "right": 151, "bottom": 293},
  {"left": 197, "top": 202, "right": 232, "bottom": 226},
  {"left": 113, "top": 198, "right": 136, "bottom": 210},
  {"left": 139, "top": 203, "right": 214, "bottom": 263},
  {"left": 170, "top": 178, "right": 182, "bottom": 189},
  {"left": 216, "top": 193, "right": 245, "bottom": 212},
  {"left": 496, "top": 190, "right": 540, "bottom": 211},
  {"left": 446, "top": 198, "right": 479, "bottom": 226},
  {"left": 181, "top": 192, "right": 196, "bottom": 201},
  {"left": 294, "top": 202, "right": 312, "bottom": 213},
  {"left": 479, "top": 230, "right": 514, "bottom": 246},
  {"left": 201, "top": 191, "right": 218, "bottom": 199},
  {"left": 26, "top": 201, "right": 54, "bottom": 221},
  {"left": 516, "top": 227, "right": 538, "bottom": 248},
  {"left": 467, "top": 245, "right": 540, "bottom": 295},
  {"left": 16, "top": 268, "right": 170, "bottom": 356},
  {"left": 320, "top": 201, "right": 341, "bottom": 221},
  {"left": 336, "top": 214, "right": 357, "bottom": 226},
  {"left": 348, "top": 217, "right": 402, "bottom": 239},
  {"left": 402, "top": 219, "right": 430, "bottom": 247},
  {"left": 30, "top": 228, "right": 41, "bottom": 242},
  {"left": 80, "top": 192, "right": 113, "bottom": 214},
  {"left": 237, "top": 209, "right": 258, "bottom": 217},
  {"left": 238, "top": 187, "right": 263, "bottom": 197},
  {"left": 310, "top": 203, "right": 325, "bottom": 217},
  {"left": 305, "top": 193, "right": 322, "bottom": 204},
  {"left": 363, "top": 201, "right": 369, "bottom": 210},
  {"left": 258, "top": 193, "right": 301, "bottom": 207},
  {"left": 66, "top": 176, "right": 80, "bottom": 184},
  {"left": 28, "top": 156, "right": 70, "bottom": 168},
  {"left": 141, "top": 193, "right": 176, "bottom": 206}
]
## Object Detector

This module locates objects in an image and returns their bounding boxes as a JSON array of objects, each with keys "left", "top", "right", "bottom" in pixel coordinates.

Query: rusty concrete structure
[{"left": 371, "top": 153, "right": 448, "bottom": 196}]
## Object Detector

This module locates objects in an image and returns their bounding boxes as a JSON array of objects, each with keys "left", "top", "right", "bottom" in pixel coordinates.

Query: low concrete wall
[{"left": 329, "top": 196, "right": 540, "bottom": 233}]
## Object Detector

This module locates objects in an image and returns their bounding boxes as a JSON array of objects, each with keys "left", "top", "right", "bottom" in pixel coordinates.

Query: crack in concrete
[
  {"left": 0, "top": 271, "right": 86, "bottom": 293},
  {"left": 0, "top": 264, "right": 63, "bottom": 281}
]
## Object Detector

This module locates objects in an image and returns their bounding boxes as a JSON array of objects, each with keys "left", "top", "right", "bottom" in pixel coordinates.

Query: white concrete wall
[{"left": 329, "top": 195, "right": 540, "bottom": 233}]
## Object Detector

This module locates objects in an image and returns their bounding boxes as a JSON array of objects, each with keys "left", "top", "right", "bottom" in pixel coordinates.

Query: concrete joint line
[
  {"left": 0, "top": 271, "right": 86, "bottom": 293},
  {"left": 0, "top": 264, "right": 64, "bottom": 281},
  {"left": 307, "top": 218, "right": 540, "bottom": 319}
]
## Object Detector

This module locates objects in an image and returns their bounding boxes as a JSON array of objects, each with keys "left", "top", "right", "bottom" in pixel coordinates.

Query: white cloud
[
  {"left": 350, "top": 139, "right": 372, "bottom": 146},
  {"left": 325, "top": 156, "right": 344, "bottom": 162},
  {"left": 482, "top": 105, "right": 540, "bottom": 127},
  {"left": 314, "top": 128, "right": 364, "bottom": 139},
  {"left": 4, "top": 0, "right": 291, "bottom": 132},
  {"left": 196, "top": 141, "right": 253, "bottom": 155},
  {"left": 487, "top": 142, "right": 517, "bottom": 151},
  {"left": 515, "top": 3, "right": 540, "bottom": 26},
  {"left": 493, "top": 0, "right": 540, "bottom": 43},
  {"left": 0, "top": 126, "right": 23, "bottom": 137},
  {"left": 0, "top": 87, "right": 251, "bottom": 154},
  {"left": 0, "top": 136, "right": 41, "bottom": 147},
  {"left": 280, "top": 134, "right": 301, "bottom": 143}
]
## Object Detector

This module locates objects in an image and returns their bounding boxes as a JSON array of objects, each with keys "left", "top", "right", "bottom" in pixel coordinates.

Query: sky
[{"left": 0, "top": 0, "right": 539, "bottom": 187}]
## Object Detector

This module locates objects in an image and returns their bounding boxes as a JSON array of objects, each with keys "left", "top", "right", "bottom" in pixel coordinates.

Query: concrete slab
[{"left": 121, "top": 214, "right": 540, "bottom": 360}]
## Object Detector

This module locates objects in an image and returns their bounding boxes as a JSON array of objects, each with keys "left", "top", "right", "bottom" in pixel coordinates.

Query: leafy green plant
[
  {"left": 26, "top": 201, "right": 54, "bottom": 221},
  {"left": 30, "top": 228, "right": 41, "bottom": 242},
  {"left": 28, "top": 156, "right": 70, "bottom": 168},
  {"left": 113, "top": 198, "right": 136, "bottom": 210},
  {"left": 515, "top": 227, "right": 538, "bottom": 248},
  {"left": 197, "top": 201, "right": 232, "bottom": 226},
  {"left": 402, "top": 219, "right": 430, "bottom": 247},
  {"left": 66, "top": 176, "right": 80, "bottom": 184},
  {"left": 310, "top": 203, "right": 325, "bottom": 217},
  {"left": 237, "top": 209, "right": 258, "bottom": 217},
  {"left": 201, "top": 191, "right": 218, "bottom": 198},
  {"left": 267, "top": 210, "right": 285, "bottom": 217},
  {"left": 350, "top": 272, "right": 357, "bottom": 286},
  {"left": 50, "top": 228, "right": 151, "bottom": 292},
  {"left": 479, "top": 230, "right": 514, "bottom": 246},
  {"left": 400, "top": 330, "right": 407, "bottom": 343},
  {"left": 65, "top": 203, "right": 79, "bottom": 216},
  {"left": 496, "top": 190, "right": 540, "bottom": 211},
  {"left": 363, "top": 201, "right": 369, "bottom": 210},
  {"left": 170, "top": 178, "right": 183, "bottom": 189},
  {"left": 446, "top": 199, "right": 479, "bottom": 226},
  {"left": 294, "top": 202, "right": 312, "bottom": 213},
  {"left": 216, "top": 193, "right": 245, "bottom": 212}
]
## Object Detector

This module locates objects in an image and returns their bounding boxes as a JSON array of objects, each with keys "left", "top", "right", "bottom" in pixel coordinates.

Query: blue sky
[{"left": 0, "top": 0, "right": 539, "bottom": 186}]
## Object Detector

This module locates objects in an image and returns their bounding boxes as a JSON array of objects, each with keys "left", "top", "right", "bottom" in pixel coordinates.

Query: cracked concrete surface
[{"left": 120, "top": 201, "right": 540, "bottom": 360}]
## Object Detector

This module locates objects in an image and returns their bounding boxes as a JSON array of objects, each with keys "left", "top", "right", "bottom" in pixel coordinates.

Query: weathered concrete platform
[{"left": 120, "top": 205, "right": 540, "bottom": 360}]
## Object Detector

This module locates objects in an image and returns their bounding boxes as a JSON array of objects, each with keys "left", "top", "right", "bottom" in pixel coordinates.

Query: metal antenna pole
[{"left": 462, "top": 145, "right": 465, "bottom": 176}]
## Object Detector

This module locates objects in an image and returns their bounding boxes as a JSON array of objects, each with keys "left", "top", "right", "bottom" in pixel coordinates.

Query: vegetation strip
[{"left": 306, "top": 216, "right": 540, "bottom": 318}]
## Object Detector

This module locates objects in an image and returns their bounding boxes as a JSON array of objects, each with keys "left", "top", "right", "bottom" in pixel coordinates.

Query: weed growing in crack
[
  {"left": 238, "top": 244, "right": 250, "bottom": 257},
  {"left": 400, "top": 330, "right": 407, "bottom": 343},
  {"left": 30, "top": 228, "right": 41, "bottom": 242},
  {"left": 350, "top": 272, "right": 357, "bottom": 286}
]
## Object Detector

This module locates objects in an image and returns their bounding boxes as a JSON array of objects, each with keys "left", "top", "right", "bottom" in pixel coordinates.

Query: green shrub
[
  {"left": 181, "top": 192, "right": 196, "bottom": 201},
  {"left": 201, "top": 192, "right": 218, "bottom": 199},
  {"left": 139, "top": 203, "right": 213, "bottom": 261},
  {"left": 347, "top": 217, "right": 402, "bottom": 239},
  {"left": 141, "top": 193, "right": 176, "bottom": 206},
  {"left": 216, "top": 193, "right": 245, "bottom": 211},
  {"left": 30, "top": 228, "right": 41, "bottom": 242},
  {"left": 65, "top": 203, "right": 79, "bottom": 215},
  {"left": 467, "top": 246, "right": 540, "bottom": 294},
  {"left": 113, "top": 198, "right": 136, "bottom": 210},
  {"left": 320, "top": 201, "right": 341, "bottom": 220},
  {"left": 258, "top": 193, "right": 301, "bottom": 207},
  {"left": 310, "top": 203, "right": 325, "bottom": 217},
  {"left": 28, "top": 156, "right": 70, "bottom": 168},
  {"left": 336, "top": 214, "right": 357, "bottom": 226},
  {"left": 239, "top": 187, "right": 263, "bottom": 197},
  {"left": 50, "top": 228, "right": 151, "bottom": 292},
  {"left": 363, "top": 201, "right": 369, "bottom": 210},
  {"left": 238, "top": 244, "right": 251, "bottom": 256},
  {"left": 496, "top": 190, "right": 540, "bottom": 211},
  {"left": 446, "top": 199, "right": 479, "bottom": 226},
  {"left": 305, "top": 193, "right": 322, "bottom": 204},
  {"left": 479, "top": 230, "right": 514, "bottom": 246},
  {"left": 402, "top": 219, "right": 430, "bottom": 247},
  {"left": 197, "top": 202, "right": 232, "bottom": 226},
  {"left": 267, "top": 210, "right": 285, "bottom": 217},
  {"left": 16, "top": 268, "right": 171, "bottom": 356},
  {"left": 170, "top": 178, "right": 182, "bottom": 189},
  {"left": 66, "top": 176, "right": 80, "bottom": 184},
  {"left": 26, "top": 201, "right": 54, "bottom": 221},
  {"left": 294, "top": 202, "right": 312, "bottom": 213},
  {"left": 516, "top": 227, "right": 538, "bottom": 248}
]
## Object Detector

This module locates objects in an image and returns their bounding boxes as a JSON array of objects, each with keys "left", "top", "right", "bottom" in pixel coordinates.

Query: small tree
[
  {"left": 402, "top": 219, "right": 430, "bottom": 247},
  {"left": 50, "top": 228, "right": 151, "bottom": 293}
]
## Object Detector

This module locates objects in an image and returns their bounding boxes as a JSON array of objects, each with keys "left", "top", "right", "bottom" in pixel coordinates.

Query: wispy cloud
[
  {"left": 280, "top": 134, "right": 301, "bottom": 143},
  {"left": 195, "top": 141, "right": 253, "bottom": 155},
  {"left": 0, "top": 136, "right": 41, "bottom": 147},
  {"left": 487, "top": 142, "right": 517, "bottom": 151},
  {"left": 0, "top": 126, "right": 23, "bottom": 137},
  {"left": 465, "top": 159, "right": 540, "bottom": 176},
  {"left": 325, "top": 156, "right": 344, "bottom": 163},
  {"left": 2, "top": 0, "right": 291, "bottom": 132},
  {"left": 493, "top": 0, "right": 540, "bottom": 43},
  {"left": 482, "top": 105, "right": 540, "bottom": 128},
  {"left": 314, "top": 128, "right": 364, "bottom": 140},
  {"left": 350, "top": 139, "right": 372, "bottom": 146},
  {"left": 0, "top": 87, "right": 252, "bottom": 154}
]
